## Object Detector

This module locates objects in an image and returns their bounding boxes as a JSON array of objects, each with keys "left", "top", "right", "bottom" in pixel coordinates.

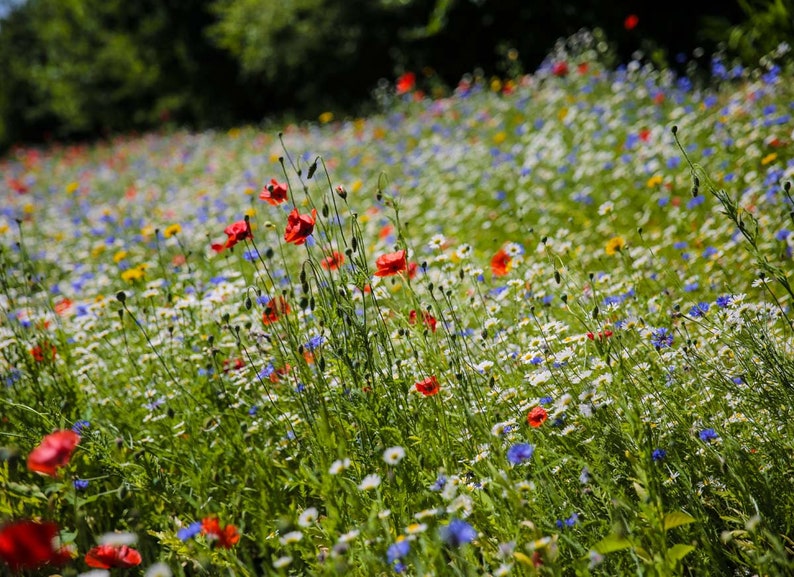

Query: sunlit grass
[{"left": 1, "top": 33, "right": 793, "bottom": 576}]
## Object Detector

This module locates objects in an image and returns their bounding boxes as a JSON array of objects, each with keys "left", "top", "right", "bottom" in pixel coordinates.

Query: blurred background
[{"left": 0, "top": 0, "right": 790, "bottom": 151}]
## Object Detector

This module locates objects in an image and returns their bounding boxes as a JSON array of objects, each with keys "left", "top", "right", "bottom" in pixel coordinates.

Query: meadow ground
[{"left": 1, "top": 35, "right": 794, "bottom": 576}]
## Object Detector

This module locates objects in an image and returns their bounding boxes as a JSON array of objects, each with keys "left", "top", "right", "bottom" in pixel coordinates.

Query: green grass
[{"left": 1, "top": 36, "right": 794, "bottom": 576}]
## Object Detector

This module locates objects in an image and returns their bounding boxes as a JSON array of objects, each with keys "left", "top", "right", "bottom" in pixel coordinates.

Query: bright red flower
[
  {"left": 212, "top": 220, "right": 252, "bottom": 253},
  {"left": 0, "top": 520, "right": 71, "bottom": 571},
  {"left": 409, "top": 310, "right": 437, "bottom": 332},
  {"left": 259, "top": 179, "right": 288, "bottom": 205},
  {"left": 284, "top": 208, "right": 317, "bottom": 245},
  {"left": 491, "top": 249, "right": 511, "bottom": 277},
  {"left": 415, "top": 376, "right": 440, "bottom": 396},
  {"left": 624, "top": 14, "right": 639, "bottom": 30},
  {"left": 30, "top": 342, "right": 56, "bottom": 362},
  {"left": 396, "top": 72, "right": 416, "bottom": 95},
  {"left": 85, "top": 545, "right": 142, "bottom": 569},
  {"left": 54, "top": 298, "right": 73, "bottom": 316},
  {"left": 27, "top": 430, "right": 80, "bottom": 477},
  {"left": 262, "top": 296, "right": 290, "bottom": 325},
  {"left": 527, "top": 406, "right": 548, "bottom": 428},
  {"left": 587, "top": 330, "right": 613, "bottom": 341},
  {"left": 552, "top": 61, "right": 569, "bottom": 77},
  {"left": 201, "top": 517, "right": 240, "bottom": 549},
  {"left": 374, "top": 250, "right": 407, "bottom": 277},
  {"left": 8, "top": 178, "right": 29, "bottom": 195},
  {"left": 320, "top": 250, "right": 345, "bottom": 271}
]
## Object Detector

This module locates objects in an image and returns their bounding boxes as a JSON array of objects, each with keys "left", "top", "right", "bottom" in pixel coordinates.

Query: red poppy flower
[
  {"left": 491, "top": 249, "right": 511, "bottom": 277},
  {"left": 396, "top": 72, "right": 416, "bottom": 95},
  {"left": 201, "top": 517, "right": 240, "bottom": 549},
  {"left": 212, "top": 220, "right": 252, "bottom": 253},
  {"left": 415, "top": 376, "right": 440, "bottom": 396},
  {"left": 0, "top": 520, "right": 71, "bottom": 571},
  {"left": 409, "top": 310, "right": 437, "bottom": 332},
  {"left": 54, "top": 298, "right": 73, "bottom": 316},
  {"left": 552, "top": 62, "right": 569, "bottom": 77},
  {"left": 262, "top": 296, "right": 290, "bottom": 325},
  {"left": 259, "top": 179, "right": 288, "bottom": 205},
  {"left": 27, "top": 430, "right": 80, "bottom": 477},
  {"left": 374, "top": 250, "right": 407, "bottom": 277},
  {"left": 8, "top": 178, "right": 29, "bottom": 195},
  {"left": 624, "top": 14, "right": 639, "bottom": 30},
  {"left": 527, "top": 406, "right": 548, "bottom": 428},
  {"left": 320, "top": 250, "right": 345, "bottom": 271},
  {"left": 85, "top": 545, "right": 142, "bottom": 569},
  {"left": 284, "top": 208, "right": 317, "bottom": 245},
  {"left": 30, "top": 342, "right": 57, "bottom": 362},
  {"left": 586, "top": 329, "right": 613, "bottom": 341}
]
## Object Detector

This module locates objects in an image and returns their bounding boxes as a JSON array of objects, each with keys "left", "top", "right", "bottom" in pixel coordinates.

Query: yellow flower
[
  {"left": 163, "top": 224, "right": 182, "bottom": 238},
  {"left": 318, "top": 111, "right": 334, "bottom": 124},
  {"left": 113, "top": 250, "right": 128, "bottom": 263},
  {"left": 65, "top": 182, "right": 79, "bottom": 194},
  {"left": 761, "top": 152, "right": 777, "bottom": 166},
  {"left": 490, "top": 78, "right": 502, "bottom": 92},
  {"left": 646, "top": 174, "right": 663, "bottom": 188},
  {"left": 121, "top": 265, "right": 147, "bottom": 283},
  {"left": 605, "top": 236, "right": 625, "bottom": 256},
  {"left": 493, "top": 131, "right": 507, "bottom": 145}
]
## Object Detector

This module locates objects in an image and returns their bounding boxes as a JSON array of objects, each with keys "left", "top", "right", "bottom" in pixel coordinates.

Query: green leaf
[
  {"left": 594, "top": 534, "right": 632, "bottom": 554},
  {"left": 664, "top": 511, "right": 696, "bottom": 531},
  {"left": 667, "top": 543, "right": 695, "bottom": 564}
]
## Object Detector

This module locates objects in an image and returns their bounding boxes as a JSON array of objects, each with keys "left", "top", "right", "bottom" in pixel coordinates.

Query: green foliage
[{"left": 711, "top": 0, "right": 793, "bottom": 64}]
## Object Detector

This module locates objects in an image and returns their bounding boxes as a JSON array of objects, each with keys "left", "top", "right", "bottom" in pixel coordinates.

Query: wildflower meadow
[{"left": 2, "top": 33, "right": 794, "bottom": 576}]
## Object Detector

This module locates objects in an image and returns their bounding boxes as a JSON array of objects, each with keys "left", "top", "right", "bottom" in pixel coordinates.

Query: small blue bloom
[
  {"left": 716, "top": 295, "right": 733, "bottom": 308},
  {"left": 72, "top": 420, "right": 90, "bottom": 434},
  {"left": 699, "top": 428, "right": 719, "bottom": 442},
  {"left": 539, "top": 396, "right": 553, "bottom": 405},
  {"left": 506, "top": 443, "right": 535, "bottom": 465},
  {"left": 177, "top": 521, "right": 203, "bottom": 541},
  {"left": 304, "top": 335, "right": 325, "bottom": 351},
  {"left": 73, "top": 479, "right": 89, "bottom": 490},
  {"left": 689, "top": 302, "right": 710, "bottom": 318},
  {"left": 386, "top": 540, "right": 410, "bottom": 564},
  {"left": 650, "top": 328, "right": 674, "bottom": 349},
  {"left": 652, "top": 448, "right": 667, "bottom": 462},
  {"left": 441, "top": 519, "right": 477, "bottom": 547},
  {"left": 430, "top": 474, "right": 447, "bottom": 491}
]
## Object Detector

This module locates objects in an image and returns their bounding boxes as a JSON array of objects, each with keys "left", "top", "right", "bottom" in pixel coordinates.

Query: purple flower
[
  {"left": 506, "top": 443, "right": 535, "bottom": 465},
  {"left": 699, "top": 428, "right": 718, "bottom": 442},
  {"left": 177, "top": 521, "right": 203, "bottom": 541},
  {"left": 387, "top": 540, "right": 410, "bottom": 564},
  {"left": 441, "top": 519, "right": 477, "bottom": 547},
  {"left": 652, "top": 448, "right": 667, "bottom": 461},
  {"left": 650, "top": 327, "right": 673, "bottom": 349}
]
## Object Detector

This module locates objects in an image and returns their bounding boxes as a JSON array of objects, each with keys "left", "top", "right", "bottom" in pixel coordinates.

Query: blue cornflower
[
  {"left": 715, "top": 295, "right": 733, "bottom": 308},
  {"left": 430, "top": 474, "right": 447, "bottom": 491},
  {"left": 506, "top": 443, "right": 535, "bottom": 465},
  {"left": 441, "top": 519, "right": 477, "bottom": 547},
  {"left": 73, "top": 479, "right": 89, "bottom": 490},
  {"left": 177, "top": 521, "right": 203, "bottom": 541},
  {"left": 650, "top": 328, "right": 674, "bottom": 349},
  {"left": 556, "top": 513, "right": 579, "bottom": 529},
  {"left": 699, "top": 428, "right": 719, "bottom": 442},
  {"left": 72, "top": 420, "right": 90, "bottom": 434},
  {"left": 652, "top": 448, "right": 667, "bottom": 462},
  {"left": 539, "top": 396, "right": 553, "bottom": 405},
  {"left": 529, "top": 356, "right": 544, "bottom": 365},
  {"left": 304, "top": 335, "right": 325, "bottom": 351},
  {"left": 386, "top": 540, "right": 410, "bottom": 565},
  {"left": 258, "top": 363, "right": 275, "bottom": 379},
  {"left": 776, "top": 229, "right": 790, "bottom": 241},
  {"left": 689, "top": 302, "right": 710, "bottom": 318},
  {"left": 248, "top": 405, "right": 259, "bottom": 416}
]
